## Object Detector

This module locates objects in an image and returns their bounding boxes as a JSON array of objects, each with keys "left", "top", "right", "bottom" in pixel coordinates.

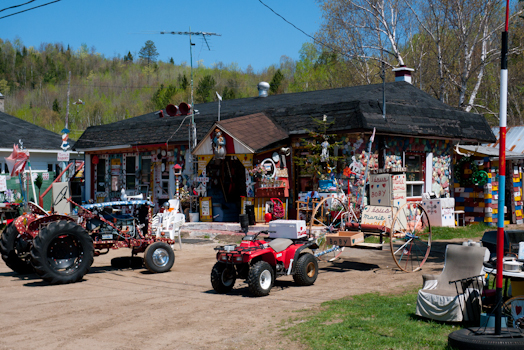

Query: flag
[
  {"left": 5, "top": 144, "right": 29, "bottom": 176},
  {"left": 370, "top": 127, "right": 376, "bottom": 143}
]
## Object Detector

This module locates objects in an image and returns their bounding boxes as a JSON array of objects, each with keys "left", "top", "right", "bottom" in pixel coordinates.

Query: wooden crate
[{"left": 325, "top": 231, "right": 364, "bottom": 247}]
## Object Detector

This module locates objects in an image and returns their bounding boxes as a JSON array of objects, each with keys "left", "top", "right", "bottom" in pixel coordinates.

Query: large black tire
[
  {"left": 293, "top": 253, "right": 318, "bottom": 286},
  {"left": 247, "top": 261, "right": 274, "bottom": 297},
  {"left": 31, "top": 220, "right": 94, "bottom": 284},
  {"left": 0, "top": 223, "right": 33, "bottom": 274},
  {"left": 210, "top": 262, "right": 236, "bottom": 293},
  {"left": 144, "top": 242, "right": 175, "bottom": 273},
  {"left": 448, "top": 328, "right": 524, "bottom": 349}
]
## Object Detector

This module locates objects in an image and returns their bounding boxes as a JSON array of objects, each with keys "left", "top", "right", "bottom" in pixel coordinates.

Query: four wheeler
[
  {"left": 0, "top": 199, "right": 176, "bottom": 284},
  {"left": 211, "top": 230, "right": 320, "bottom": 297}
]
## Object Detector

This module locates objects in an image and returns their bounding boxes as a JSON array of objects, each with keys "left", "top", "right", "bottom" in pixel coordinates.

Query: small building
[
  {"left": 0, "top": 111, "right": 82, "bottom": 208},
  {"left": 75, "top": 77, "right": 495, "bottom": 222}
]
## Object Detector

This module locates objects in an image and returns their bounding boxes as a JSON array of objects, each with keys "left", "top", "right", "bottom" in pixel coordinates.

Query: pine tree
[
  {"left": 52, "top": 98, "right": 60, "bottom": 113},
  {"left": 138, "top": 40, "right": 159, "bottom": 67},
  {"left": 169, "top": 57, "right": 174, "bottom": 65},
  {"left": 196, "top": 75, "right": 216, "bottom": 103},
  {"left": 269, "top": 69, "right": 284, "bottom": 95},
  {"left": 293, "top": 116, "right": 342, "bottom": 183}
]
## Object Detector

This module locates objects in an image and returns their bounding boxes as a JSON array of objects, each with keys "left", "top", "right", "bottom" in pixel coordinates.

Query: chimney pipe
[
  {"left": 257, "top": 82, "right": 270, "bottom": 97},
  {"left": 392, "top": 65, "right": 414, "bottom": 84}
]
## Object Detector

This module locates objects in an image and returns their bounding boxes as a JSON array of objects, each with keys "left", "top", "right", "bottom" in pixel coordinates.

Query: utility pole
[{"left": 159, "top": 29, "right": 221, "bottom": 216}]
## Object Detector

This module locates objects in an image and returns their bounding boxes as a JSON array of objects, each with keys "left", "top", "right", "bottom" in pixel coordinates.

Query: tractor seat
[{"left": 268, "top": 238, "right": 293, "bottom": 253}]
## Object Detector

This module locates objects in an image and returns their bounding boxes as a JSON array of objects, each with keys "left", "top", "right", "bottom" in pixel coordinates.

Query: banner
[{"left": 233, "top": 153, "right": 253, "bottom": 170}]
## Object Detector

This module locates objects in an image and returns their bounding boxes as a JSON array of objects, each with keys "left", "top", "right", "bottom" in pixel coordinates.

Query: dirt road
[{"left": 0, "top": 237, "right": 452, "bottom": 350}]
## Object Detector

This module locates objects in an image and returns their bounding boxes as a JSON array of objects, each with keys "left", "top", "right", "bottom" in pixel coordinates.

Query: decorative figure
[
  {"left": 320, "top": 137, "right": 330, "bottom": 162},
  {"left": 213, "top": 128, "right": 226, "bottom": 160}
]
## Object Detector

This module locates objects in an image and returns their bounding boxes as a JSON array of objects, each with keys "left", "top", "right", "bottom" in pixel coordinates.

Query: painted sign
[
  {"left": 57, "top": 151, "right": 70, "bottom": 162},
  {"left": 361, "top": 205, "right": 393, "bottom": 228},
  {"left": 199, "top": 197, "right": 213, "bottom": 222},
  {"left": 0, "top": 176, "right": 6, "bottom": 192}
]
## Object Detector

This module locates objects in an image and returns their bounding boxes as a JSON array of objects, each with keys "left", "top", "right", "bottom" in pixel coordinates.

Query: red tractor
[
  {"left": 211, "top": 230, "right": 320, "bottom": 297},
  {"left": 0, "top": 200, "right": 176, "bottom": 284}
]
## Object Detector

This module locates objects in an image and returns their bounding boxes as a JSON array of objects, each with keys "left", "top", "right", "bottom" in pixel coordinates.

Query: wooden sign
[
  {"left": 199, "top": 197, "right": 213, "bottom": 222},
  {"left": 361, "top": 205, "right": 394, "bottom": 228}
]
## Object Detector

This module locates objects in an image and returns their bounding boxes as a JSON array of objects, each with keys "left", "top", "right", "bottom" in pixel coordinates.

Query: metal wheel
[
  {"left": 389, "top": 202, "right": 432, "bottom": 272},
  {"left": 502, "top": 296, "right": 524, "bottom": 330},
  {"left": 309, "top": 197, "right": 348, "bottom": 262}
]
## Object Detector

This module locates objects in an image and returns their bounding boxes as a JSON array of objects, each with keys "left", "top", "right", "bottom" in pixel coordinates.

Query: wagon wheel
[
  {"left": 389, "top": 202, "right": 432, "bottom": 272},
  {"left": 309, "top": 197, "right": 348, "bottom": 262}
]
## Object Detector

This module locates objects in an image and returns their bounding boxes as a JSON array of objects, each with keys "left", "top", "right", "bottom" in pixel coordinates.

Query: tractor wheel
[
  {"left": 144, "top": 242, "right": 175, "bottom": 273},
  {"left": 31, "top": 220, "right": 94, "bottom": 284},
  {"left": 210, "top": 262, "right": 236, "bottom": 293},
  {"left": 247, "top": 261, "right": 274, "bottom": 297},
  {"left": 0, "top": 223, "right": 33, "bottom": 274},
  {"left": 293, "top": 253, "right": 318, "bottom": 286}
]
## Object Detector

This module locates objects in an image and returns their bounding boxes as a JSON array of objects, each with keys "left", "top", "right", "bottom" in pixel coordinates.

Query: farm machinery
[{"left": 0, "top": 199, "right": 177, "bottom": 284}]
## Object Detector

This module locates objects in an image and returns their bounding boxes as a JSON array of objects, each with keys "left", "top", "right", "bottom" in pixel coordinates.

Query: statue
[{"left": 213, "top": 128, "right": 226, "bottom": 160}]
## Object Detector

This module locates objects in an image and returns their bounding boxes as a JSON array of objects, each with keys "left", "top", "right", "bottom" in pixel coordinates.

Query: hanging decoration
[{"left": 453, "top": 156, "right": 489, "bottom": 186}]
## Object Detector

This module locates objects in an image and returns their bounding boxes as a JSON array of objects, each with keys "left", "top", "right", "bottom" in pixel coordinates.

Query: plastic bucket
[{"left": 189, "top": 212, "right": 199, "bottom": 222}]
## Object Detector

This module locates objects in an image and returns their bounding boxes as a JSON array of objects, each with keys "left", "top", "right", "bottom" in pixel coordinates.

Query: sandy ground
[{"left": 0, "top": 236, "right": 461, "bottom": 350}]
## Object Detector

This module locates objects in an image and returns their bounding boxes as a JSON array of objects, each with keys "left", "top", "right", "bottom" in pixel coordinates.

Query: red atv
[{"left": 211, "top": 231, "right": 320, "bottom": 297}]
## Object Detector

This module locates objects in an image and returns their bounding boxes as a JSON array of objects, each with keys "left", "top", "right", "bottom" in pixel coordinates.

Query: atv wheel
[
  {"left": 293, "top": 253, "right": 318, "bottom": 286},
  {"left": 211, "top": 262, "right": 236, "bottom": 293},
  {"left": 144, "top": 242, "right": 174, "bottom": 273},
  {"left": 0, "top": 223, "right": 33, "bottom": 274},
  {"left": 31, "top": 220, "right": 94, "bottom": 284},
  {"left": 248, "top": 261, "right": 274, "bottom": 297}
]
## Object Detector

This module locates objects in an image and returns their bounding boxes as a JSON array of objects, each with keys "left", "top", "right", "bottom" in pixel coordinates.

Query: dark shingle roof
[
  {"left": 0, "top": 112, "right": 68, "bottom": 150},
  {"left": 216, "top": 113, "right": 288, "bottom": 152},
  {"left": 74, "top": 82, "right": 496, "bottom": 150}
]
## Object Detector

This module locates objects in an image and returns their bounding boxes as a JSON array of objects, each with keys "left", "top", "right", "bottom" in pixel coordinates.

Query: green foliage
[
  {"left": 269, "top": 69, "right": 284, "bottom": 95},
  {"left": 169, "top": 57, "right": 174, "bottom": 65},
  {"left": 196, "top": 74, "right": 216, "bottom": 103},
  {"left": 151, "top": 84, "right": 177, "bottom": 111},
  {"left": 293, "top": 116, "right": 343, "bottom": 181},
  {"left": 52, "top": 98, "right": 60, "bottom": 113},
  {"left": 177, "top": 73, "right": 189, "bottom": 91},
  {"left": 284, "top": 290, "right": 455, "bottom": 349},
  {"left": 124, "top": 51, "right": 133, "bottom": 62},
  {"left": 139, "top": 40, "right": 159, "bottom": 67}
]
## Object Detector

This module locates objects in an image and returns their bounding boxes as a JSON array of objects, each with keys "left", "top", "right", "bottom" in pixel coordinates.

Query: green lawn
[
  {"left": 283, "top": 290, "right": 458, "bottom": 350},
  {"left": 284, "top": 225, "right": 493, "bottom": 349}
]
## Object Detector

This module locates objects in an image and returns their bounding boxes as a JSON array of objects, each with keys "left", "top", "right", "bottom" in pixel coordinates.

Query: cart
[{"left": 309, "top": 196, "right": 432, "bottom": 273}]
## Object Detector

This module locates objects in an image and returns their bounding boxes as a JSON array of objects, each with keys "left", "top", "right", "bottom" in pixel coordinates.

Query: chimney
[
  {"left": 0, "top": 93, "right": 4, "bottom": 112},
  {"left": 392, "top": 65, "right": 414, "bottom": 84},
  {"left": 257, "top": 82, "right": 270, "bottom": 97}
]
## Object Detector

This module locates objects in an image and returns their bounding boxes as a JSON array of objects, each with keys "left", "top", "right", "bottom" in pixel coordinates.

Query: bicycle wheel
[
  {"left": 389, "top": 202, "right": 432, "bottom": 272},
  {"left": 502, "top": 296, "right": 524, "bottom": 330},
  {"left": 309, "top": 197, "right": 348, "bottom": 262}
]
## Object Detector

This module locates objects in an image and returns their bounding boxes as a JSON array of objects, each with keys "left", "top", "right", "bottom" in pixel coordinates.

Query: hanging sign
[
  {"left": 111, "top": 158, "right": 121, "bottom": 175},
  {"left": 197, "top": 155, "right": 213, "bottom": 176},
  {"left": 57, "top": 151, "right": 70, "bottom": 162},
  {"left": 42, "top": 172, "right": 49, "bottom": 181}
]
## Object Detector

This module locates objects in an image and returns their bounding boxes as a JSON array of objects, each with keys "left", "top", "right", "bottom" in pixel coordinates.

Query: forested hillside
[{"left": 2, "top": 2, "right": 524, "bottom": 142}]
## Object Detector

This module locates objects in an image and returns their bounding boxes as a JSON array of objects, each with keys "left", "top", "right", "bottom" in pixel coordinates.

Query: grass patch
[
  {"left": 365, "top": 224, "right": 489, "bottom": 243},
  {"left": 284, "top": 289, "right": 457, "bottom": 350}
]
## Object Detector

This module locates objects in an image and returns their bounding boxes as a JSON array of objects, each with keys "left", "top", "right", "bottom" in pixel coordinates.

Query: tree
[
  {"left": 293, "top": 116, "right": 343, "bottom": 184},
  {"left": 124, "top": 51, "right": 133, "bottom": 62},
  {"left": 269, "top": 69, "right": 285, "bottom": 95},
  {"left": 177, "top": 73, "right": 189, "bottom": 91},
  {"left": 169, "top": 57, "right": 174, "bottom": 65},
  {"left": 138, "top": 40, "right": 159, "bottom": 67},
  {"left": 52, "top": 98, "right": 60, "bottom": 113},
  {"left": 150, "top": 84, "right": 177, "bottom": 110},
  {"left": 196, "top": 75, "right": 216, "bottom": 103}
]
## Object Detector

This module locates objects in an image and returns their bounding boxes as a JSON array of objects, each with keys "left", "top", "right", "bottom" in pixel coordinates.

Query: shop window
[
  {"left": 126, "top": 156, "right": 136, "bottom": 190},
  {"left": 141, "top": 158, "right": 151, "bottom": 185},
  {"left": 96, "top": 161, "right": 106, "bottom": 192},
  {"left": 405, "top": 154, "right": 424, "bottom": 198}
]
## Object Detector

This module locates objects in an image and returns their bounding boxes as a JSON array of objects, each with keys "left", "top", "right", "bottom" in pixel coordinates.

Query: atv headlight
[
  {"left": 234, "top": 256, "right": 243, "bottom": 262},
  {"left": 220, "top": 254, "right": 227, "bottom": 261}
]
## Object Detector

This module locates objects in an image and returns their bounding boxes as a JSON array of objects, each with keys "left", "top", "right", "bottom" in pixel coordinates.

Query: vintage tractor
[
  {"left": 0, "top": 200, "right": 176, "bottom": 284},
  {"left": 211, "top": 221, "right": 320, "bottom": 297}
]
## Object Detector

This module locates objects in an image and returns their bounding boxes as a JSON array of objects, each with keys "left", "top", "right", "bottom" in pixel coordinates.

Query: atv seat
[{"left": 269, "top": 238, "right": 293, "bottom": 253}]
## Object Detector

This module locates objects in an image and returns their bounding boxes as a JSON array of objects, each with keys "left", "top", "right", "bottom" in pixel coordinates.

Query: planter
[{"left": 189, "top": 212, "right": 199, "bottom": 222}]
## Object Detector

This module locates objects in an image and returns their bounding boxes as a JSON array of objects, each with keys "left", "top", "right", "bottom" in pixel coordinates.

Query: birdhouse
[{"left": 173, "top": 164, "right": 182, "bottom": 176}]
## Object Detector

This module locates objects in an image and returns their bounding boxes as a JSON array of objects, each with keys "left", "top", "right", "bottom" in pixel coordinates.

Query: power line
[
  {"left": 0, "top": 0, "right": 36, "bottom": 13},
  {"left": 0, "top": 0, "right": 63, "bottom": 20}
]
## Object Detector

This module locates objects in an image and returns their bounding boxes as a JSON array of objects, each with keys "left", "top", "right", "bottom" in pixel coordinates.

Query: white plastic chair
[{"left": 156, "top": 211, "right": 185, "bottom": 249}]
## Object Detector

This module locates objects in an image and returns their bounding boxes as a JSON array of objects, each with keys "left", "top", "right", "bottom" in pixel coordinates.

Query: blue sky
[{"left": 1, "top": 0, "right": 322, "bottom": 72}]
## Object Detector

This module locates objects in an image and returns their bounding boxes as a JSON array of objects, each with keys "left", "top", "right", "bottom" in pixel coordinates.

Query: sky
[{"left": 1, "top": 0, "right": 323, "bottom": 72}]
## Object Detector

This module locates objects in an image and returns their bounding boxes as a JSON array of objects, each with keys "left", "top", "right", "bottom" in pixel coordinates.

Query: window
[
  {"left": 96, "top": 161, "right": 106, "bottom": 192},
  {"left": 405, "top": 154, "right": 424, "bottom": 198},
  {"left": 125, "top": 156, "right": 136, "bottom": 190}
]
